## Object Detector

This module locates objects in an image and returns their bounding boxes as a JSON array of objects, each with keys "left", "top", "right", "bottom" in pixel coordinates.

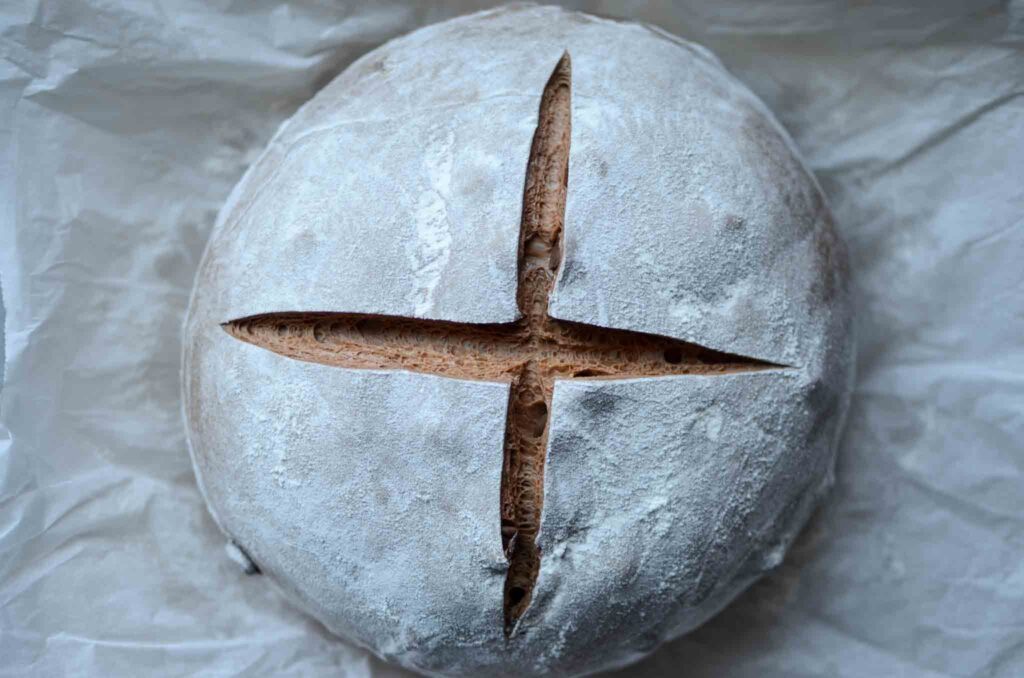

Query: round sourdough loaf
[{"left": 183, "top": 5, "right": 854, "bottom": 677}]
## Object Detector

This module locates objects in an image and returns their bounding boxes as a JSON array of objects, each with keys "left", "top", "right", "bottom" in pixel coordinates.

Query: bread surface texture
[{"left": 183, "top": 5, "right": 854, "bottom": 677}]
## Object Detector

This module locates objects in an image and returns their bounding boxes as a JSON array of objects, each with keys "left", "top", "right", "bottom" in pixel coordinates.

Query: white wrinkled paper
[{"left": 1, "top": 2, "right": 1022, "bottom": 676}]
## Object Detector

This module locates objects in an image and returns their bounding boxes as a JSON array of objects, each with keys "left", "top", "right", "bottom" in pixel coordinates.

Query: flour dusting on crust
[{"left": 183, "top": 5, "right": 854, "bottom": 677}]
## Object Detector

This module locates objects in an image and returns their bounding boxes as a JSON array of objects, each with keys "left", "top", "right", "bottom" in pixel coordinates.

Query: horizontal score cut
[{"left": 222, "top": 311, "right": 784, "bottom": 384}]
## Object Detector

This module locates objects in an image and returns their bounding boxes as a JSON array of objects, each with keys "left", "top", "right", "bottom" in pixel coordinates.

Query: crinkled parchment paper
[{"left": 1, "top": 2, "right": 1022, "bottom": 676}]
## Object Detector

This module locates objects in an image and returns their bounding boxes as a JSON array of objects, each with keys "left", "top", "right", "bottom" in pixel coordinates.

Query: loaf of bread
[{"left": 183, "top": 5, "right": 854, "bottom": 677}]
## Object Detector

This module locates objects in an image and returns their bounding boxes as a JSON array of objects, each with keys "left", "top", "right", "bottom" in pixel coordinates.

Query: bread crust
[{"left": 183, "top": 5, "right": 854, "bottom": 677}]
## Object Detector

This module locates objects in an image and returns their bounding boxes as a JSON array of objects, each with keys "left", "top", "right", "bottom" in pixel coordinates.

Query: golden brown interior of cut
[{"left": 223, "top": 51, "right": 779, "bottom": 637}]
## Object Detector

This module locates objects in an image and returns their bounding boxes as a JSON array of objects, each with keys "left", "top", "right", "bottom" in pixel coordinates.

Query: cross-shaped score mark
[{"left": 224, "top": 53, "right": 782, "bottom": 635}]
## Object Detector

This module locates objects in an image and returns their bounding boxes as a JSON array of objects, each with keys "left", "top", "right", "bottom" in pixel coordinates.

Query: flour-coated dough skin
[{"left": 183, "top": 5, "right": 854, "bottom": 677}]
